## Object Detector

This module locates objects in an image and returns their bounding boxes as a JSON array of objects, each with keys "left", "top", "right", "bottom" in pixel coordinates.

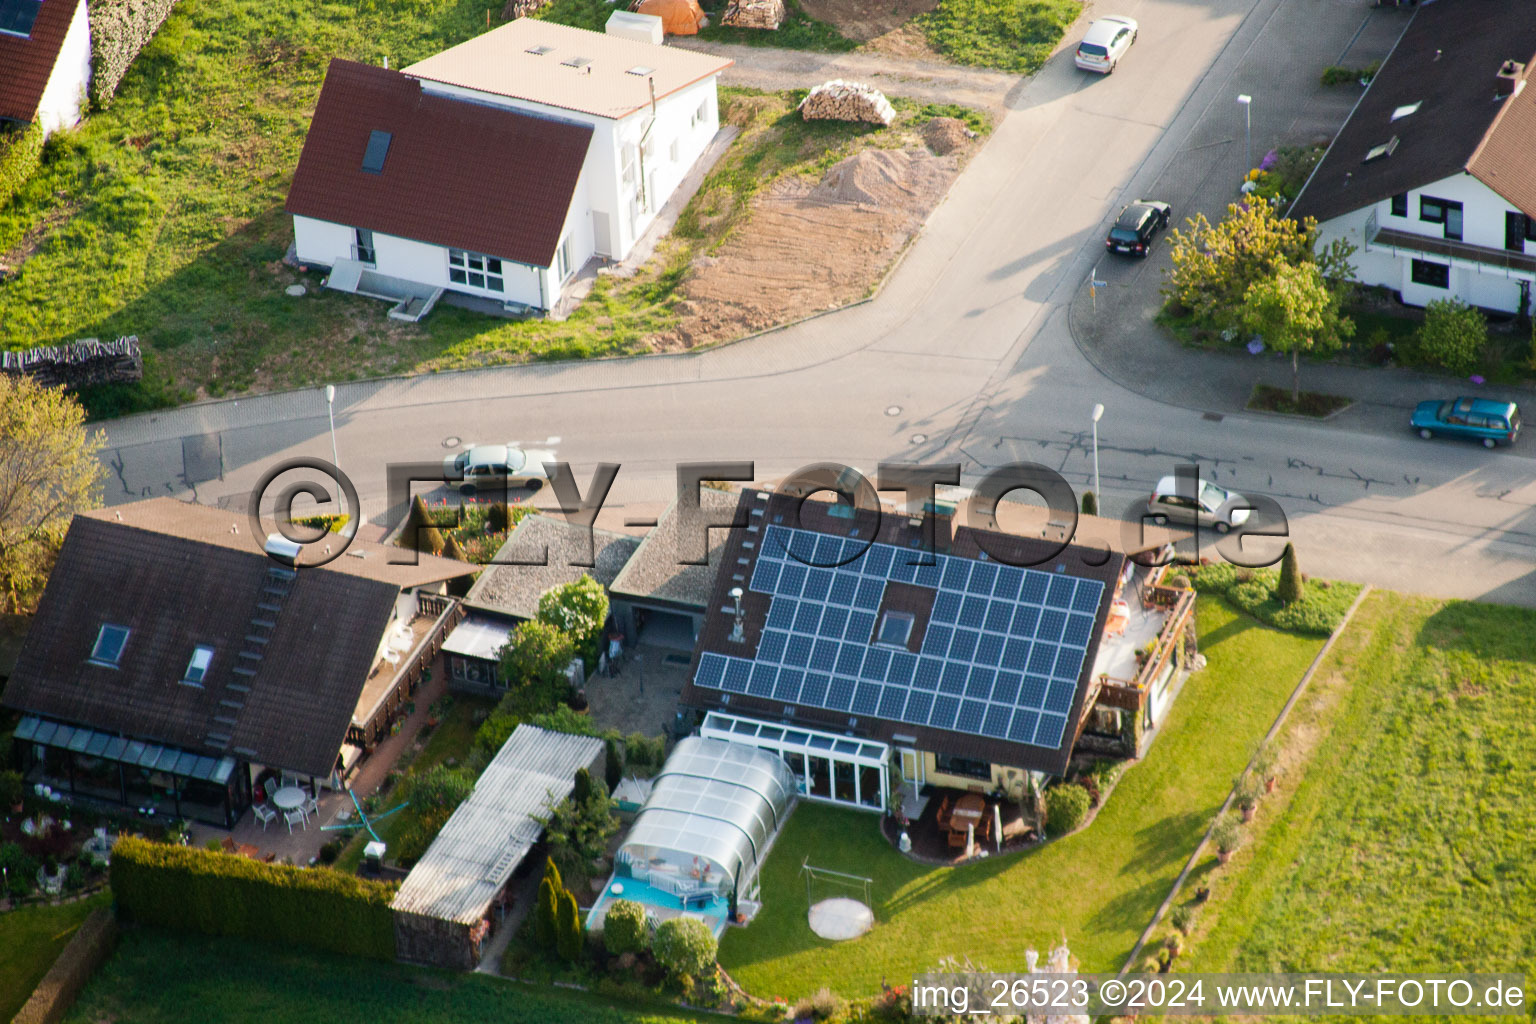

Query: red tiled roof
[
  {"left": 0, "top": 0, "right": 79, "bottom": 124},
  {"left": 285, "top": 59, "right": 593, "bottom": 269}
]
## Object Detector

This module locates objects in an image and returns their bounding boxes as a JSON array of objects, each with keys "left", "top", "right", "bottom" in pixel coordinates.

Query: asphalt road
[{"left": 98, "top": 0, "right": 1536, "bottom": 607}]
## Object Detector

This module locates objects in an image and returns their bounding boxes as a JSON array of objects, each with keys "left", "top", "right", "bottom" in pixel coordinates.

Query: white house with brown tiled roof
[
  {"left": 1290, "top": 2, "right": 1536, "bottom": 314},
  {"left": 286, "top": 17, "right": 730, "bottom": 317},
  {"left": 404, "top": 18, "right": 731, "bottom": 268}
]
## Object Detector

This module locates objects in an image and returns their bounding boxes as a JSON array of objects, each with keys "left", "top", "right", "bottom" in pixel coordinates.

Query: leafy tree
[
  {"left": 556, "top": 885, "right": 584, "bottom": 962},
  {"left": 535, "top": 876, "right": 559, "bottom": 950},
  {"left": 1415, "top": 297, "right": 1486, "bottom": 376},
  {"left": 392, "top": 764, "right": 474, "bottom": 862},
  {"left": 0, "top": 376, "right": 106, "bottom": 613},
  {"left": 1164, "top": 201, "right": 1354, "bottom": 333},
  {"left": 543, "top": 856, "right": 564, "bottom": 893},
  {"left": 602, "top": 899, "right": 649, "bottom": 955},
  {"left": 1276, "top": 542, "right": 1303, "bottom": 605},
  {"left": 653, "top": 916, "right": 717, "bottom": 978},
  {"left": 536, "top": 770, "right": 618, "bottom": 879},
  {"left": 0, "top": 842, "right": 38, "bottom": 896},
  {"left": 537, "top": 575, "right": 609, "bottom": 670},
  {"left": 497, "top": 620, "right": 577, "bottom": 717},
  {"left": 1080, "top": 491, "right": 1097, "bottom": 516},
  {"left": 572, "top": 766, "right": 595, "bottom": 804},
  {"left": 1240, "top": 261, "right": 1353, "bottom": 403}
]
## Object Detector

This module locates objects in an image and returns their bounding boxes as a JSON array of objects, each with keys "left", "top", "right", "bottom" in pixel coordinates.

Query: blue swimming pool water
[{"left": 592, "top": 877, "right": 729, "bottom": 926}]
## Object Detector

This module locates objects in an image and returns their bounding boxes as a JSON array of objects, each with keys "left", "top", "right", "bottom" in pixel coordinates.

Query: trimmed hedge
[
  {"left": 0, "top": 121, "right": 45, "bottom": 212},
  {"left": 109, "top": 837, "right": 397, "bottom": 960},
  {"left": 12, "top": 907, "right": 118, "bottom": 1024}
]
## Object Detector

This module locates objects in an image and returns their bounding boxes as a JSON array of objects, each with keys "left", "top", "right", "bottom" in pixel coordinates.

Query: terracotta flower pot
[
  {"left": 1241, "top": 804, "right": 1255, "bottom": 822},
  {"left": 1265, "top": 776, "right": 1276, "bottom": 794},
  {"left": 1218, "top": 849, "right": 1232, "bottom": 865}
]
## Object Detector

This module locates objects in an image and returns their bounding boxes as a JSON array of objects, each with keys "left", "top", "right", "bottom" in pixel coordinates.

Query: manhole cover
[
  {"left": 885, "top": 405, "right": 902, "bottom": 416},
  {"left": 284, "top": 284, "right": 307, "bottom": 297},
  {"left": 442, "top": 436, "right": 461, "bottom": 448},
  {"left": 910, "top": 433, "right": 928, "bottom": 445}
]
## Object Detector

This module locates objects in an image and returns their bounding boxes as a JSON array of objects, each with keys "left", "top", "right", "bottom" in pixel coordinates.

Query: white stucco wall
[
  {"left": 34, "top": 0, "right": 90, "bottom": 135},
  {"left": 291, "top": 214, "right": 548, "bottom": 308},
  {"left": 1313, "top": 170, "right": 1535, "bottom": 314},
  {"left": 414, "top": 72, "right": 720, "bottom": 262}
]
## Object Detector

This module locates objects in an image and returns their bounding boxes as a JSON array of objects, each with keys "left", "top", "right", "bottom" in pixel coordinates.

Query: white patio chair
[
  {"left": 303, "top": 794, "right": 319, "bottom": 823},
  {"left": 253, "top": 804, "right": 276, "bottom": 830},
  {"left": 284, "top": 808, "right": 307, "bottom": 833}
]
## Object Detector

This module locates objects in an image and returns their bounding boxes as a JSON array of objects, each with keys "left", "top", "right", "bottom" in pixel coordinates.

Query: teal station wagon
[{"left": 1410, "top": 397, "right": 1521, "bottom": 448}]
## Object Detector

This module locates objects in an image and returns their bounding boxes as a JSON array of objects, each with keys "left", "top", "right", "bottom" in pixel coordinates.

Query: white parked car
[
  {"left": 444, "top": 440, "right": 559, "bottom": 498},
  {"left": 1075, "top": 16, "right": 1138, "bottom": 74},
  {"left": 1146, "top": 475, "right": 1252, "bottom": 534}
]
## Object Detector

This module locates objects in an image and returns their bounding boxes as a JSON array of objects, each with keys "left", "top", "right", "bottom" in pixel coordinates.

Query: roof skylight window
[
  {"left": 90, "top": 624, "right": 131, "bottom": 667},
  {"left": 183, "top": 645, "right": 215, "bottom": 686},
  {"left": 1391, "top": 101, "right": 1422, "bottom": 121}
]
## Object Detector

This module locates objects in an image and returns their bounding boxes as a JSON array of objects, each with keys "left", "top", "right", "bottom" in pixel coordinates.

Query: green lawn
[
  {"left": 1185, "top": 593, "right": 1536, "bottom": 987},
  {"left": 718, "top": 596, "right": 1323, "bottom": 1000},
  {"left": 63, "top": 926, "right": 710, "bottom": 1023},
  {"left": 0, "top": 892, "right": 110, "bottom": 1020},
  {"left": 916, "top": 0, "right": 1081, "bottom": 74}
]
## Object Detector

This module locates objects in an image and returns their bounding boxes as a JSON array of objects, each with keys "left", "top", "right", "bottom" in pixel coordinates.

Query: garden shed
[{"left": 391, "top": 724, "right": 604, "bottom": 970}]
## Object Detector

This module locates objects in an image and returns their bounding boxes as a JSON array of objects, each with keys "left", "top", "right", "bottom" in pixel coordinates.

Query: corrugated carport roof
[{"left": 391, "top": 725, "right": 603, "bottom": 925}]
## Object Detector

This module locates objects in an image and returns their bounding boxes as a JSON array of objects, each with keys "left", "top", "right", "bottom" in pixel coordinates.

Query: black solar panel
[
  {"left": 748, "top": 664, "right": 777, "bottom": 697},
  {"left": 774, "top": 668, "right": 804, "bottom": 702},
  {"left": 956, "top": 699, "right": 986, "bottom": 734},
  {"left": 827, "top": 676, "right": 856, "bottom": 711},
  {"left": 784, "top": 634, "right": 813, "bottom": 668},
  {"left": 802, "top": 568, "right": 833, "bottom": 602},
  {"left": 700, "top": 526, "right": 1108, "bottom": 753},
  {"left": 758, "top": 630, "right": 787, "bottom": 663},
  {"left": 852, "top": 682, "right": 881, "bottom": 716},
  {"left": 696, "top": 653, "right": 725, "bottom": 689}
]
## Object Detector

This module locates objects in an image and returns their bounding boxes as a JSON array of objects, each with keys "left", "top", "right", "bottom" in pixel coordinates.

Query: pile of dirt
[
  {"left": 809, "top": 147, "right": 952, "bottom": 211},
  {"left": 652, "top": 147, "right": 960, "bottom": 349},
  {"left": 921, "top": 116, "right": 975, "bottom": 156},
  {"left": 795, "top": 0, "right": 939, "bottom": 42}
]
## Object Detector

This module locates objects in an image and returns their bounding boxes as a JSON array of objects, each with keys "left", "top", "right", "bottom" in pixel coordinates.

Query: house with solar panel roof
[{"left": 678, "top": 488, "right": 1195, "bottom": 818}]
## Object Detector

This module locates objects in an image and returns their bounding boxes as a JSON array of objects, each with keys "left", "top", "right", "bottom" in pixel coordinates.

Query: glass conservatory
[{"left": 589, "top": 737, "right": 797, "bottom": 935}]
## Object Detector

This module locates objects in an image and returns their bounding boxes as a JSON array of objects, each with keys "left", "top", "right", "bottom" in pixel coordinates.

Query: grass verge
[
  {"left": 1246, "top": 383, "right": 1351, "bottom": 418},
  {"left": 0, "top": 892, "right": 110, "bottom": 1021},
  {"left": 717, "top": 595, "right": 1322, "bottom": 999},
  {"left": 62, "top": 925, "right": 714, "bottom": 1023},
  {"left": 1183, "top": 593, "right": 1536, "bottom": 989},
  {"left": 916, "top": 0, "right": 1080, "bottom": 74},
  {"left": 1191, "top": 563, "right": 1361, "bottom": 637}
]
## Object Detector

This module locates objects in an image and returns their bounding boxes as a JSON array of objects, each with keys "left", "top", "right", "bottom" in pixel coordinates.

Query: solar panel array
[{"left": 695, "top": 526, "right": 1104, "bottom": 750}]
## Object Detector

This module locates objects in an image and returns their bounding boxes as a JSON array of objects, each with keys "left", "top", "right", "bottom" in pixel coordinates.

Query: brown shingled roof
[
  {"left": 0, "top": 0, "right": 79, "bottom": 124},
  {"left": 1, "top": 515, "right": 406, "bottom": 777},
  {"left": 464, "top": 514, "right": 639, "bottom": 620},
  {"left": 608, "top": 488, "right": 737, "bottom": 610},
  {"left": 285, "top": 58, "right": 592, "bottom": 268},
  {"left": 1290, "top": 1, "right": 1536, "bottom": 224}
]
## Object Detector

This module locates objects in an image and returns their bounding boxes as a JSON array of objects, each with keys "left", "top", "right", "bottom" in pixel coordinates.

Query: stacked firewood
[
  {"left": 799, "top": 80, "right": 896, "bottom": 126},
  {"left": 721, "top": 0, "right": 784, "bottom": 29},
  {"left": 0, "top": 336, "right": 143, "bottom": 389},
  {"left": 500, "top": 0, "right": 549, "bottom": 17}
]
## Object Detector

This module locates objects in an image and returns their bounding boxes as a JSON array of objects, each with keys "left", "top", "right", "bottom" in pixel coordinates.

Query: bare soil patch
[
  {"left": 653, "top": 145, "right": 963, "bottom": 349},
  {"left": 796, "top": 0, "right": 939, "bottom": 42},
  {"left": 860, "top": 20, "right": 945, "bottom": 59}
]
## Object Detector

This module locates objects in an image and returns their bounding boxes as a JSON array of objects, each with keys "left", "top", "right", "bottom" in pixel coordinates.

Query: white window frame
[
  {"left": 448, "top": 249, "right": 505, "bottom": 293},
  {"left": 90, "top": 624, "right": 131, "bottom": 667},
  {"left": 555, "top": 237, "right": 574, "bottom": 282},
  {"left": 183, "top": 645, "right": 215, "bottom": 686}
]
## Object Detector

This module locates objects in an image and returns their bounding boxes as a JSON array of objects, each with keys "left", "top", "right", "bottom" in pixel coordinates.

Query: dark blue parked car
[{"left": 1410, "top": 397, "right": 1521, "bottom": 448}]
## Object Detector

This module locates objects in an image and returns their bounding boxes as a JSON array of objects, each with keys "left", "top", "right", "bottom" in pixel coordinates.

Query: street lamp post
[
  {"left": 1237, "top": 94, "right": 1252, "bottom": 175},
  {"left": 1090, "top": 403, "right": 1104, "bottom": 512},
  {"left": 324, "top": 384, "right": 344, "bottom": 518}
]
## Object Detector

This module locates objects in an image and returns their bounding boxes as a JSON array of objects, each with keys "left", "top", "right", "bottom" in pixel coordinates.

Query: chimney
[
  {"left": 909, "top": 498, "right": 956, "bottom": 554},
  {"left": 1497, "top": 60, "right": 1525, "bottom": 97}
]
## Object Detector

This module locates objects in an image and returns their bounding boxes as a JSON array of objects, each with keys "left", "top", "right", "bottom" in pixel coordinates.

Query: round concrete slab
[
  {"left": 808, "top": 897, "right": 874, "bottom": 941},
  {"left": 285, "top": 284, "right": 307, "bottom": 297}
]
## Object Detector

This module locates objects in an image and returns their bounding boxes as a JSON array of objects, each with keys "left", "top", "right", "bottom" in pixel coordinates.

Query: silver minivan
[{"left": 1146, "top": 475, "right": 1252, "bottom": 533}]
